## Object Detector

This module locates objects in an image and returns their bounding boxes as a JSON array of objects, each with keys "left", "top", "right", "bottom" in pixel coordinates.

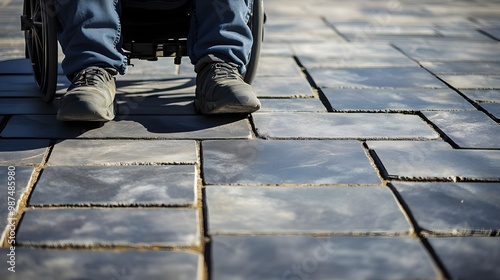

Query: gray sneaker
[
  {"left": 195, "top": 62, "right": 261, "bottom": 114},
  {"left": 57, "top": 66, "right": 117, "bottom": 121}
]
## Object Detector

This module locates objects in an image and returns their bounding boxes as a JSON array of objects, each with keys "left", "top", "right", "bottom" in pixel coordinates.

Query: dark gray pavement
[{"left": 1, "top": 0, "right": 500, "bottom": 279}]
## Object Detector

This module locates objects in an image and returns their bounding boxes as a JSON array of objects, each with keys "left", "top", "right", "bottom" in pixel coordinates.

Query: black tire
[
  {"left": 23, "top": 0, "right": 58, "bottom": 103},
  {"left": 243, "top": 0, "right": 264, "bottom": 85}
]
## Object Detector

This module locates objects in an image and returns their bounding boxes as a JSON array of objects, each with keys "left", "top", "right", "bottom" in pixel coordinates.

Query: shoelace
[
  {"left": 211, "top": 63, "right": 241, "bottom": 80},
  {"left": 72, "top": 68, "right": 110, "bottom": 87}
]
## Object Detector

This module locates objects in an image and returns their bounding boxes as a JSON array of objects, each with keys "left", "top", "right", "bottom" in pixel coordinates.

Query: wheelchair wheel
[
  {"left": 21, "top": 0, "right": 58, "bottom": 102},
  {"left": 244, "top": 0, "right": 264, "bottom": 85}
]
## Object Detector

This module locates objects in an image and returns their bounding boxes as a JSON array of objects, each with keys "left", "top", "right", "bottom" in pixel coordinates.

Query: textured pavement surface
[{"left": 1, "top": 0, "right": 500, "bottom": 279}]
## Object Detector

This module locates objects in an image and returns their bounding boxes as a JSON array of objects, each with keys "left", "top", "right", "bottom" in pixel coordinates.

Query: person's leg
[
  {"left": 188, "top": 0, "right": 252, "bottom": 73},
  {"left": 56, "top": 0, "right": 126, "bottom": 78},
  {"left": 188, "top": 0, "right": 260, "bottom": 114},
  {"left": 55, "top": 0, "right": 124, "bottom": 121}
]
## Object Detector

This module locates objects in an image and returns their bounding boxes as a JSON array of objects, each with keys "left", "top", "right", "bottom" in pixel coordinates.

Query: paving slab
[
  {"left": 0, "top": 139, "right": 49, "bottom": 166},
  {"left": 394, "top": 43, "right": 500, "bottom": 61},
  {"left": 291, "top": 43, "right": 408, "bottom": 59},
  {"left": 252, "top": 76, "right": 315, "bottom": 98},
  {"left": 0, "top": 98, "right": 58, "bottom": 114},
  {"left": 394, "top": 182, "right": 500, "bottom": 234},
  {"left": 428, "top": 237, "right": 500, "bottom": 280},
  {"left": 259, "top": 98, "right": 327, "bottom": 112},
  {"left": 264, "top": 29, "right": 343, "bottom": 43},
  {"left": 17, "top": 209, "right": 199, "bottom": 246},
  {"left": 0, "top": 58, "right": 36, "bottom": 74},
  {"left": 121, "top": 57, "right": 194, "bottom": 76},
  {"left": 115, "top": 77, "right": 195, "bottom": 95},
  {"left": 116, "top": 91, "right": 196, "bottom": 115},
  {"left": 297, "top": 56, "right": 418, "bottom": 69},
  {"left": 260, "top": 42, "right": 294, "bottom": 56},
  {"left": 423, "top": 111, "right": 500, "bottom": 148},
  {"left": 420, "top": 61, "right": 500, "bottom": 75},
  {"left": 0, "top": 249, "right": 201, "bottom": 280},
  {"left": 253, "top": 112, "right": 438, "bottom": 139},
  {"left": 212, "top": 235, "right": 439, "bottom": 280},
  {"left": 323, "top": 88, "right": 473, "bottom": 111},
  {"left": 0, "top": 75, "right": 69, "bottom": 98},
  {"left": 0, "top": 166, "right": 33, "bottom": 231},
  {"left": 309, "top": 67, "right": 447, "bottom": 89},
  {"left": 439, "top": 75, "right": 500, "bottom": 89},
  {"left": 202, "top": 140, "right": 381, "bottom": 185},
  {"left": 480, "top": 28, "right": 500, "bottom": 40},
  {"left": 368, "top": 141, "right": 500, "bottom": 181},
  {"left": 433, "top": 26, "right": 488, "bottom": 40},
  {"left": 48, "top": 139, "right": 197, "bottom": 165},
  {"left": 0, "top": 115, "right": 252, "bottom": 139},
  {"left": 207, "top": 186, "right": 409, "bottom": 234},
  {"left": 460, "top": 89, "right": 500, "bottom": 102},
  {"left": 256, "top": 56, "right": 303, "bottom": 77},
  {"left": 480, "top": 103, "right": 500, "bottom": 120},
  {"left": 29, "top": 165, "right": 196, "bottom": 207},
  {"left": 334, "top": 24, "right": 438, "bottom": 36}
]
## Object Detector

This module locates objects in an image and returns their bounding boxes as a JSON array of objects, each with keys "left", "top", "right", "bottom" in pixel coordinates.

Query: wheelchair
[{"left": 20, "top": 0, "right": 264, "bottom": 102}]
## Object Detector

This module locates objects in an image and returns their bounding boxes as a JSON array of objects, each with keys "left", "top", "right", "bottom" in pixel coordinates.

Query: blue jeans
[{"left": 55, "top": 0, "right": 253, "bottom": 78}]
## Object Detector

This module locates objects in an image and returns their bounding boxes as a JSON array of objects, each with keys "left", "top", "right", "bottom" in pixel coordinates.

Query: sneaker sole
[
  {"left": 57, "top": 100, "right": 115, "bottom": 122},
  {"left": 195, "top": 90, "right": 261, "bottom": 114}
]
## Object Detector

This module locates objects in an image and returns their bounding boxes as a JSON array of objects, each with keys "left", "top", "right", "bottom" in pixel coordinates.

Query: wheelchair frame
[{"left": 20, "top": 0, "right": 264, "bottom": 103}]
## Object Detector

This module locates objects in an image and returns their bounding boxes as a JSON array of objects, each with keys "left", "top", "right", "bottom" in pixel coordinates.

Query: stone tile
[
  {"left": 0, "top": 115, "right": 252, "bottom": 139},
  {"left": 17, "top": 209, "right": 199, "bottom": 246},
  {"left": 394, "top": 182, "right": 500, "bottom": 233},
  {"left": 423, "top": 111, "right": 500, "bottom": 148},
  {"left": 264, "top": 29, "right": 344, "bottom": 43},
  {"left": 260, "top": 42, "right": 294, "bottom": 56},
  {"left": 480, "top": 103, "right": 500, "bottom": 120},
  {"left": 264, "top": 17, "right": 332, "bottom": 33},
  {"left": 207, "top": 186, "right": 409, "bottom": 234},
  {"left": 428, "top": 237, "right": 500, "bottom": 280},
  {"left": 345, "top": 35, "right": 491, "bottom": 44},
  {"left": 253, "top": 112, "right": 438, "bottom": 139},
  {"left": 308, "top": 67, "right": 447, "bottom": 89},
  {"left": 461, "top": 90, "right": 500, "bottom": 102},
  {"left": 256, "top": 56, "right": 303, "bottom": 77},
  {"left": 420, "top": 62, "right": 500, "bottom": 74},
  {"left": 117, "top": 93, "right": 196, "bottom": 115},
  {"left": 259, "top": 98, "right": 327, "bottom": 112},
  {"left": 367, "top": 141, "right": 500, "bottom": 180},
  {"left": 298, "top": 56, "right": 418, "bottom": 69},
  {"left": 334, "top": 24, "right": 438, "bottom": 36},
  {"left": 29, "top": 165, "right": 196, "bottom": 206},
  {"left": 0, "top": 98, "right": 58, "bottom": 114},
  {"left": 0, "top": 166, "right": 34, "bottom": 230},
  {"left": 323, "top": 88, "right": 473, "bottom": 111},
  {"left": 0, "top": 139, "right": 49, "bottom": 166},
  {"left": 202, "top": 140, "right": 381, "bottom": 185},
  {"left": 433, "top": 27, "right": 492, "bottom": 40},
  {"left": 394, "top": 43, "right": 500, "bottom": 61},
  {"left": 439, "top": 75, "right": 500, "bottom": 89},
  {"left": 291, "top": 43, "right": 408, "bottom": 58},
  {"left": 0, "top": 249, "right": 201, "bottom": 280},
  {"left": 252, "top": 77, "right": 315, "bottom": 98},
  {"left": 480, "top": 28, "right": 500, "bottom": 40},
  {"left": 0, "top": 58, "right": 34, "bottom": 74},
  {"left": 122, "top": 57, "right": 194, "bottom": 76},
  {"left": 48, "top": 139, "right": 197, "bottom": 165},
  {"left": 0, "top": 75, "right": 41, "bottom": 97},
  {"left": 212, "top": 235, "right": 438, "bottom": 280},
  {"left": 0, "top": 75, "right": 69, "bottom": 98},
  {"left": 116, "top": 76, "right": 195, "bottom": 95}
]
